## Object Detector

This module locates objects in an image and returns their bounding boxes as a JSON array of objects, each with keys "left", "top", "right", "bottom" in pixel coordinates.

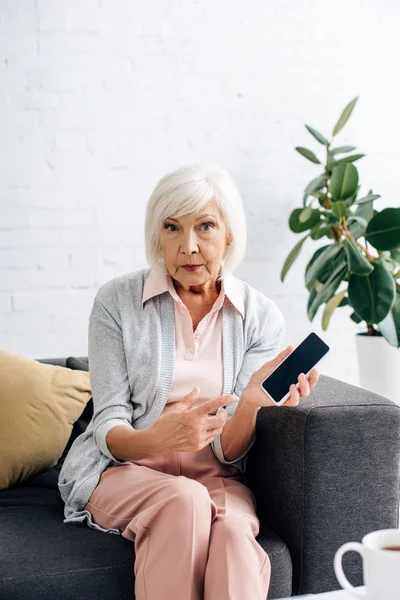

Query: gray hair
[{"left": 144, "top": 163, "right": 247, "bottom": 280}]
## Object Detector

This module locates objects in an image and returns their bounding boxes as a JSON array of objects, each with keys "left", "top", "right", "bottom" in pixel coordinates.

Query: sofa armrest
[{"left": 245, "top": 374, "right": 400, "bottom": 597}]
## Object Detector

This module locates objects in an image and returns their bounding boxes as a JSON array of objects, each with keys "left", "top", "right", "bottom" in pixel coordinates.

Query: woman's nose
[{"left": 180, "top": 231, "right": 199, "bottom": 254}]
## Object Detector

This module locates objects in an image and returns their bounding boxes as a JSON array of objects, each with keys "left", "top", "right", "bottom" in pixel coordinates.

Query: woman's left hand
[{"left": 241, "top": 345, "right": 320, "bottom": 408}]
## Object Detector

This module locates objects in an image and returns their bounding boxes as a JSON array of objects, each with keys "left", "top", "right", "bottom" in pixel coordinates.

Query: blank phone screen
[{"left": 261, "top": 333, "right": 330, "bottom": 402}]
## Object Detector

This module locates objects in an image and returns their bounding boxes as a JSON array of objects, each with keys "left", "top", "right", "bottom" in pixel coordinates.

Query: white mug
[{"left": 334, "top": 529, "right": 400, "bottom": 599}]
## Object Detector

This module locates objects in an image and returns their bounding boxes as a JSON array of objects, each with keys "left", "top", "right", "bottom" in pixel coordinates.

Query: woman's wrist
[
  {"left": 107, "top": 425, "right": 162, "bottom": 461},
  {"left": 240, "top": 387, "right": 262, "bottom": 411}
]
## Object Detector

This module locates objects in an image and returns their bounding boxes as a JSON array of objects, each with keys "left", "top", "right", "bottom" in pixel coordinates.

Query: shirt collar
[{"left": 142, "top": 267, "right": 244, "bottom": 319}]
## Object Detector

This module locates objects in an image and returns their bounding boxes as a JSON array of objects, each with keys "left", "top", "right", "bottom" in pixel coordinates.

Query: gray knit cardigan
[{"left": 58, "top": 266, "right": 285, "bottom": 535}]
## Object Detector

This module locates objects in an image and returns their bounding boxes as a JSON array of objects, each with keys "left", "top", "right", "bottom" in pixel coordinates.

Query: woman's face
[{"left": 158, "top": 200, "right": 232, "bottom": 292}]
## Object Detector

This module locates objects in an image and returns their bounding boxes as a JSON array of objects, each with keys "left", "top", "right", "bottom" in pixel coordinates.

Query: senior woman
[{"left": 58, "top": 163, "right": 320, "bottom": 600}]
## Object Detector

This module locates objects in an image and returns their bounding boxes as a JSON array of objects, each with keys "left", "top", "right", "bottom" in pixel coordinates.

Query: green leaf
[
  {"left": 378, "top": 292, "right": 400, "bottom": 347},
  {"left": 332, "top": 96, "right": 359, "bottom": 137},
  {"left": 304, "top": 242, "right": 344, "bottom": 287},
  {"left": 331, "top": 146, "right": 357, "bottom": 156},
  {"left": 310, "top": 225, "right": 336, "bottom": 241},
  {"left": 322, "top": 288, "right": 348, "bottom": 331},
  {"left": 281, "top": 233, "right": 310, "bottom": 282},
  {"left": 332, "top": 153, "right": 365, "bottom": 166},
  {"left": 331, "top": 201, "right": 348, "bottom": 221},
  {"left": 329, "top": 163, "right": 359, "bottom": 201},
  {"left": 381, "top": 254, "right": 397, "bottom": 272},
  {"left": 348, "top": 261, "right": 396, "bottom": 323},
  {"left": 289, "top": 208, "right": 322, "bottom": 233},
  {"left": 355, "top": 198, "right": 374, "bottom": 220},
  {"left": 355, "top": 191, "right": 381, "bottom": 205},
  {"left": 305, "top": 124, "right": 329, "bottom": 145},
  {"left": 308, "top": 262, "right": 348, "bottom": 320},
  {"left": 308, "top": 215, "right": 339, "bottom": 241},
  {"left": 307, "top": 287, "right": 319, "bottom": 316},
  {"left": 346, "top": 215, "right": 368, "bottom": 231},
  {"left": 305, "top": 243, "right": 347, "bottom": 287},
  {"left": 365, "top": 208, "right": 400, "bottom": 251},
  {"left": 342, "top": 237, "right": 374, "bottom": 275},
  {"left": 350, "top": 311, "right": 363, "bottom": 324},
  {"left": 296, "top": 146, "right": 321, "bottom": 164},
  {"left": 299, "top": 207, "right": 313, "bottom": 223},
  {"left": 310, "top": 191, "right": 326, "bottom": 200},
  {"left": 342, "top": 184, "right": 361, "bottom": 208},
  {"left": 305, "top": 245, "right": 329, "bottom": 290},
  {"left": 303, "top": 173, "right": 326, "bottom": 206},
  {"left": 390, "top": 246, "right": 400, "bottom": 264},
  {"left": 347, "top": 200, "right": 374, "bottom": 239},
  {"left": 354, "top": 198, "right": 374, "bottom": 225}
]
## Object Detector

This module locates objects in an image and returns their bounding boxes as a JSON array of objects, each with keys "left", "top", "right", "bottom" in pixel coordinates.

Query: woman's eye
[
  {"left": 164, "top": 223, "right": 214, "bottom": 232},
  {"left": 201, "top": 222, "right": 214, "bottom": 231}
]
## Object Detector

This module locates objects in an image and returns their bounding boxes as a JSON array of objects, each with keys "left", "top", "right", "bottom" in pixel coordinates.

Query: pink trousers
[{"left": 84, "top": 443, "right": 271, "bottom": 600}]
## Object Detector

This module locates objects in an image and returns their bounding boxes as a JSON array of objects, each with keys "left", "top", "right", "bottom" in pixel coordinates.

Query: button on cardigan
[{"left": 58, "top": 266, "right": 285, "bottom": 534}]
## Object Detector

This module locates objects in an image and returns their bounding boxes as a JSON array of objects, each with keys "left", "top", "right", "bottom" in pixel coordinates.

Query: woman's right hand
[{"left": 150, "top": 386, "right": 236, "bottom": 453}]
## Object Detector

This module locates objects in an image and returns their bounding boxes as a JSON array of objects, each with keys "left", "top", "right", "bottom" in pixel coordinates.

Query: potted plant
[{"left": 281, "top": 96, "right": 400, "bottom": 404}]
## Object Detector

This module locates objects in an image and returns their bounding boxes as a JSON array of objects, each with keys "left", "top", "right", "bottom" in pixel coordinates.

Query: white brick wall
[{"left": 1, "top": 0, "right": 399, "bottom": 394}]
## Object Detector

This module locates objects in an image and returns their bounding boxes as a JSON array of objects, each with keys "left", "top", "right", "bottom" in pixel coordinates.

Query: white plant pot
[{"left": 355, "top": 332, "right": 400, "bottom": 406}]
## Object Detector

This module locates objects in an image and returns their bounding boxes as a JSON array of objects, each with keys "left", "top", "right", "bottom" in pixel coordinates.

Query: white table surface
[{"left": 281, "top": 586, "right": 366, "bottom": 598}]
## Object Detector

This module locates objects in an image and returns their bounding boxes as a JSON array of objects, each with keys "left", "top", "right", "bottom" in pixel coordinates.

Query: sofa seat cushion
[
  {"left": 18, "top": 464, "right": 61, "bottom": 490},
  {"left": 0, "top": 505, "right": 136, "bottom": 600},
  {"left": 0, "top": 502, "right": 291, "bottom": 599},
  {"left": 0, "top": 485, "right": 63, "bottom": 509}
]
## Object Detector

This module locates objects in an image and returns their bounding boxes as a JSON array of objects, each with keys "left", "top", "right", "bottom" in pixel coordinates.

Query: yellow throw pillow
[{"left": 0, "top": 349, "right": 91, "bottom": 490}]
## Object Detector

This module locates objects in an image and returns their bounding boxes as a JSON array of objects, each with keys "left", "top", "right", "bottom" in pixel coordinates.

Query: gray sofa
[{"left": 1, "top": 356, "right": 399, "bottom": 600}]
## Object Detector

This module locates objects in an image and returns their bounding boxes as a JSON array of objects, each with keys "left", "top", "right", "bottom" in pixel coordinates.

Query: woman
[{"left": 58, "top": 163, "right": 319, "bottom": 600}]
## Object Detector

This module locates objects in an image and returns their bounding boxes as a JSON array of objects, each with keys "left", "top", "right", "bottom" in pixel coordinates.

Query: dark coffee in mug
[{"left": 381, "top": 546, "right": 400, "bottom": 551}]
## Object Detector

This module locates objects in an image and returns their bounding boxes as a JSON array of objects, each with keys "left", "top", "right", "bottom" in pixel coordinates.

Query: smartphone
[{"left": 260, "top": 332, "right": 330, "bottom": 406}]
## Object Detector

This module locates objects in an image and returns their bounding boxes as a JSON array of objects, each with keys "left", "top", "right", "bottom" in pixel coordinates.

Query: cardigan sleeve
[
  {"left": 88, "top": 295, "right": 134, "bottom": 464},
  {"left": 211, "top": 301, "right": 286, "bottom": 473}
]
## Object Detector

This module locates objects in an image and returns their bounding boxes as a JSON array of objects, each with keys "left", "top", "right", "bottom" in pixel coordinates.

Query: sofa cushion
[
  {"left": 0, "top": 504, "right": 291, "bottom": 600},
  {"left": 66, "top": 356, "right": 89, "bottom": 371},
  {"left": 15, "top": 462, "right": 62, "bottom": 491},
  {"left": 0, "top": 505, "right": 136, "bottom": 600},
  {"left": 0, "top": 481, "right": 63, "bottom": 509},
  {"left": 0, "top": 349, "right": 91, "bottom": 490}
]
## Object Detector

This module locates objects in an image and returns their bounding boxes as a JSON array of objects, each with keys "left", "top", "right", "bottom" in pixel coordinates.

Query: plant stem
[
  {"left": 340, "top": 219, "right": 378, "bottom": 262},
  {"left": 322, "top": 141, "right": 332, "bottom": 209},
  {"left": 367, "top": 323, "right": 380, "bottom": 336}
]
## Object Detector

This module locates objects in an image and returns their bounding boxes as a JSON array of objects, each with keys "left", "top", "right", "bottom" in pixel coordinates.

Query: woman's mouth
[{"left": 182, "top": 265, "right": 202, "bottom": 271}]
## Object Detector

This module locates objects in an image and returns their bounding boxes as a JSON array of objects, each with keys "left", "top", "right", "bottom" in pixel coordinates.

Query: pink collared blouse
[{"left": 142, "top": 268, "right": 245, "bottom": 416}]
